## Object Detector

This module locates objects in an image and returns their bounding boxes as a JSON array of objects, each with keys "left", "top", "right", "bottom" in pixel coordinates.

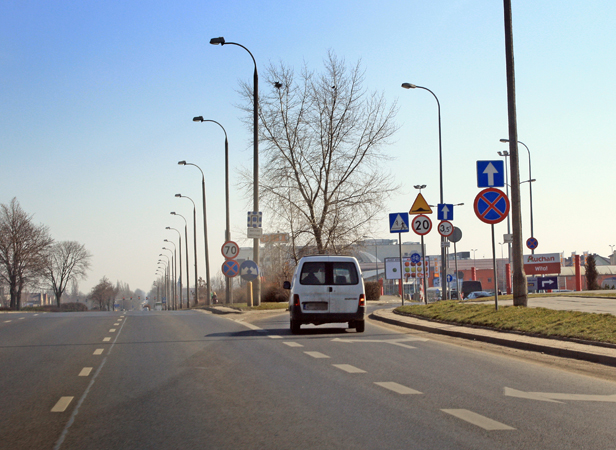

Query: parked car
[
  {"left": 466, "top": 291, "right": 492, "bottom": 299},
  {"left": 283, "top": 255, "right": 365, "bottom": 333}
]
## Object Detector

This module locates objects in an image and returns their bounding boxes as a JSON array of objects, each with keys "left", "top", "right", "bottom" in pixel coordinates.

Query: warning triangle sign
[{"left": 409, "top": 193, "right": 433, "bottom": 214}]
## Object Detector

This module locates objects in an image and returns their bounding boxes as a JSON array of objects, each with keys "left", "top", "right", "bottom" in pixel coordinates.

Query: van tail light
[
  {"left": 293, "top": 294, "right": 300, "bottom": 307},
  {"left": 359, "top": 294, "right": 365, "bottom": 307}
]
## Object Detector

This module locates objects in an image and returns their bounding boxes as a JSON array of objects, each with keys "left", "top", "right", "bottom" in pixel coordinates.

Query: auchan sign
[{"left": 524, "top": 253, "right": 561, "bottom": 275}]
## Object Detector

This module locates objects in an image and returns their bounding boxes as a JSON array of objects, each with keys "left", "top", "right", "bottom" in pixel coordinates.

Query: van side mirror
[{"left": 283, "top": 281, "right": 291, "bottom": 290}]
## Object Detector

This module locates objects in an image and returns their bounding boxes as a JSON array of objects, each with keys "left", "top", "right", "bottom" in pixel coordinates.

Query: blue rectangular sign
[
  {"left": 477, "top": 160, "right": 505, "bottom": 188},
  {"left": 437, "top": 204, "right": 454, "bottom": 221},
  {"left": 389, "top": 212, "right": 409, "bottom": 233},
  {"left": 537, "top": 276, "right": 558, "bottom": 291}
]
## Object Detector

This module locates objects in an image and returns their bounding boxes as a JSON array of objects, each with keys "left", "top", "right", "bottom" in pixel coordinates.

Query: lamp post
[
  {"left": 210, "top": 36, "right": 261, "bottom": 306},
  {"left": 165, "top": 231, "right": 182, "bottom": 309},
  {"left": 173, "top": 205, "right": 198, "bottom": 307},
  {"left": 177, "top": 164, "right": 211, "bottom": 306},
  {"left": 402, "top": 83, "right": 448, "bottom": 300},
  {"left": 162, "top": 244, "right": 176, "bottom": 310},
  {"left": 158, "top": 258, "right": 169, "bottom": 309},
  {"left": 170, "top": 218, "right": 190, "bottom": 309},
  {"left": 161, "top": 249, "right": 175, "bottom": 310},
  {"left": 501, "top": 139, "right": 534, "bottom": 254},
  {"left": 471, "top": 249, "right": 478, "bottom": 280},
  {"left": 497, "top": 150, "right": 512, "bottom": 266},
  {"left": 193, "top": 116, "right": 232, "bottom": 304}
]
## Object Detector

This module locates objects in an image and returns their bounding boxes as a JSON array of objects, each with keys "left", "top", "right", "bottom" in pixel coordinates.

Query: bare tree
[
  {"left": 46, "top": 241, "right": 92, "bottom": 306},
  {"left": 0, "top": 198, "right": 53, "bottom": 310},
  {"left": 240, "top": 51, "right": 398, "bottom": 260},
  {"left": 90, "top": 277, "right": 116, "bottom": 311}
]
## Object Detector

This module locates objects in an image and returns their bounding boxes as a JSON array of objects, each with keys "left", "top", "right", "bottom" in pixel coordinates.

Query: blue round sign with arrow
[{"left": 474, "top": 188, "right": 510, "bottom": 224}]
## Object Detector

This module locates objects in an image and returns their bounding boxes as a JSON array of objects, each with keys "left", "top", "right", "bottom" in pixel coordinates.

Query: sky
[{"left": 2, "top": 0, "right": 615, "bottom": 295}]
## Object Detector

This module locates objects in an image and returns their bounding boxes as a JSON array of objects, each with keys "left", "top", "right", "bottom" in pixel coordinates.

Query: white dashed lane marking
[
  {"left": 332, "top": 364, "right": 366, "bottom": 374},
  {"left": 93, "top": 349, "right": 104, "bottom": 355},
  {"left": 374, "top": 382, "right": 422, "bottom": 395},
  {"left": 304, "top": 351, "right": 330, "bottom": 359},
  {"left": 51, "top": 397, "right": 74, "bottom": 413},
  {"left": 109, "top": 329, "right": 116, "bottom": 332},
  {"left": 78, "top": 368, "right": 93, "bottom": 377},
  {"left": 102, "top": 337, "right": 111, "bottom": 342},
  {"left": 441, "top": 409, "right": 515, "bottom": 430},
  {"left": 283, "top": 342, "right": 304, "bottom": 348}
]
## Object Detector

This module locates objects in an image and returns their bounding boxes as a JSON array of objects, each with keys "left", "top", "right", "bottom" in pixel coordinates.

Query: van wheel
[
  {"left": 290, "top": 319, "right": 301, "bottom": 334},
  {"left": 355, "top": 320, "right": 365, "bottom": 333}
]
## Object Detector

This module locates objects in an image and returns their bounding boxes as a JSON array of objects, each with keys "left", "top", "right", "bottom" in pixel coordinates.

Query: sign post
[
  {"left": 389, "top": 212, "right": 410, "bottom": 305},
  {"left": 474, "top": 187, "right": 510, "bottom": 310}
]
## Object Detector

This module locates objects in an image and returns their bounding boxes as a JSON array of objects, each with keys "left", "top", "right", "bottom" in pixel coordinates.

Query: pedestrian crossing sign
[{"left": 389, "top": 212, "right": 410, "bottom": 233}]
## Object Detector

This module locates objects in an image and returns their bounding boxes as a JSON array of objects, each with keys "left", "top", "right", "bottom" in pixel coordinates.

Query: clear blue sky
[{"left": 2, "top": 0, "right": 615, "bottom": 294}]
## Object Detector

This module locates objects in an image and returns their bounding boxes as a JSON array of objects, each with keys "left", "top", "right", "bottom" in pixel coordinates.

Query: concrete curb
[{"left": 370, "top": 308, "right": 616, "bottom": 367}]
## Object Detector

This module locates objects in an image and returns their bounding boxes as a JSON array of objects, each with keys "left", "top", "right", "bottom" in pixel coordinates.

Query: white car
[{"left": 283, "top": 255, "right": 366, "bottom": 333}]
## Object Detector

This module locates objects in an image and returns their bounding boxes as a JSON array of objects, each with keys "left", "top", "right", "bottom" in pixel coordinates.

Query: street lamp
[
  {"left": 210, "top": 36, "right": 261, "bottom": 306},
  {"left": 173, "top": 206, "right": 198, "bottom": 307},
  {"left": 501, "top": 139, "right": 535, "bottom": 254},
  {"left": 193, "top": 116, "right": 232, "bottom": 304},
  {"left": 165, "top": 231, "right": 182, "bottom": 309},
  {"left": 177, "top": 163, "right": 211, "bottom": 306},
  {"left": 402, "top": 83, "right": 448, "bottom": 300},
  {"left": 161, "top": 248, "right": 175, "bottom": 310},
  {"left": 497, "top": 150, "right": 512, "bottom": 266},
  {"left": 162, "top": 244, "right": 176, "bottom": 310},
  {"left": 158, "top": 257, "right": 169, "bottom": 309},
  {"left": 471, "top": 249, "right": 478, "bottom": 280}
]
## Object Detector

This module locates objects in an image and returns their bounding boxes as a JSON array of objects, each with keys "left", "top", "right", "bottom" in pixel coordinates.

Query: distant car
[{"left": 466, "top": 291, "right": 492, "bottom": 299}]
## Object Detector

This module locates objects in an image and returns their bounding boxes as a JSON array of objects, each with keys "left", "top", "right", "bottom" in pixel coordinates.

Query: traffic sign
[
  {"left": 389, "top": 212, "right": 410, "bottom": 233},
  {"left": 538, "top": 276, "right": 558, "bottom": 290},
  {"left": 221, "top": 241, "right": 239, "bottom": 259},
  {"left": 526, "top": 237, "right": 538, "bottom": 250},
  {"left": 240, "top": 260, "right": 259, "bottom": 281},
  {"left": 449, "top": 227, "right": 462, "bottom": 243},
  {"left": 412, "top": 214, "right": 432, "bottom": 235},
  {"left": 437, "top": 204, "right": 454, "bottom": 221},
  {"left": 222, "top": 259, "right": 240, "bottom": 278},
  {"left": 247, "top": 211, "right": 262, "bottom": 227},
  {"left": 474, "top": 188, "right": 510, "bottom": 224},
  {"left": 410, "top": 252, "right": 421, "bottom": 263},
  {"left": 476, "top": 160, "right": 505, "bottom": 188},
  {"left": 409, "top": 193, "right": 433, "bottom": 215},
  {"left": 437, "top": 220, "right": 454, "bottom": 237}
]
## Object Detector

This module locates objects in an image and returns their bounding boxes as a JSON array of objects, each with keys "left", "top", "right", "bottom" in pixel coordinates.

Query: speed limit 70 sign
[
  {"left": 438, "top": 220, "right": 454, "bottom": 237},
  {"left": 221, "top": 241, "right": 239, "bottom": 259},
  {"left": 412, "top": 215, "right": 432, "bottom": 236}
]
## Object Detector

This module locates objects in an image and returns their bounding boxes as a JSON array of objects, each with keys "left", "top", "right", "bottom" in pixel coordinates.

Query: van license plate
[{"left": 304, "top": 302, "right": 327, "bottom": 311}]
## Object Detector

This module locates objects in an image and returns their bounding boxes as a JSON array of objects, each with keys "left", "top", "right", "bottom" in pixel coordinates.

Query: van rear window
[{"left": 299, "top": 261, "right": 359, "bottom": 285}]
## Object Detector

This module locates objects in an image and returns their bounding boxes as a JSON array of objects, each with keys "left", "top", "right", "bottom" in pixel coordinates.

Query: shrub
[
  {"left": 365, "top": 281, "right": 381, "bottom": 300},
  {"left": 60, "top": 302, "right": 89, "bottom": 312},
  {"left": 262, "top": 284, "right": 290, "bottom": 303}
]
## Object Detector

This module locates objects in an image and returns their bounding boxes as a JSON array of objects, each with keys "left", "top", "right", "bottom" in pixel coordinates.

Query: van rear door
[
  {"left": 298, "top": 261, "right": 330, "bottom": 312},
  {"left": 329, "top": 261, "right": 361, "bottom": 313}
]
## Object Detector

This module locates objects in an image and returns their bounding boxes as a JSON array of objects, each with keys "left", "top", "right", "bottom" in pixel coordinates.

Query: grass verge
[{"left": 395, "top": 301, "right": 616, "bottom": 345}]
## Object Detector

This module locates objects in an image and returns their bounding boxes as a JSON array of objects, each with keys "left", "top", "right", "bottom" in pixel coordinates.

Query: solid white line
[
  {"left": 374, "top": 382, "right": 422, "bottom": 395},
  {"left": 332, "top": 364, "right": 366, "bottom": 373},
  {"left": 102, "top": 337, "right": 111, "bottom": 342},
  {"left": 305, "top": 351, "right": 330, "bottom": 359},
  {"left": 78, "top": 368, "right": 93, "bottom": 377},
  {"left": 283, "top": 342, "right": 304, "bottom": 347},
  {"left": 51, "top": 397, "right": 74, "bottom": 413},
  {"left": 441, "top": 409, "right": 515, "bottom": 430},
  {"left": 93, "top": 349, "right": 104, "bottom": 355}
]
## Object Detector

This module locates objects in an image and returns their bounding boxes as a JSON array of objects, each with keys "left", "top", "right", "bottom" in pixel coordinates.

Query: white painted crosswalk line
[
  {"left": 441, "top": 409, "right": 515, "bottom": 430},
  {"left": 374, "top": 382, "right": 422, "bottom": 395}
]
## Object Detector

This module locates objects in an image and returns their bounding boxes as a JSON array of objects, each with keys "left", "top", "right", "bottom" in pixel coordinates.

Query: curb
[{"left": 370, "top": 308, "right": 616, "bottom": 367}]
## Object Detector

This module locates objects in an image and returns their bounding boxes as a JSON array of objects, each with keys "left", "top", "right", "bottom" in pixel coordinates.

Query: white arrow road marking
[
  {"left": 374, "top": 382, "right": 422, "bottom": 395},
  {"left": 505, "top": 387, "right": 616, "bottom": 403},
  {"left": 442, "top": 409, "right": 515, "bottom": 430},
  {"left": 483, "top": 162, "right": 499, "bottom": 186}
]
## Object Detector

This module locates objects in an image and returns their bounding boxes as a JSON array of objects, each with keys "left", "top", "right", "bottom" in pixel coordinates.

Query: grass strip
[{"left": 395, "top": 301, "right": 616, "bottom": 345}]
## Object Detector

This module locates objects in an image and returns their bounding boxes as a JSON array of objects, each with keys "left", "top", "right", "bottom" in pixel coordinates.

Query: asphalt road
[{"left": 1, "top": 309, "right": 615, "bottom": 449}]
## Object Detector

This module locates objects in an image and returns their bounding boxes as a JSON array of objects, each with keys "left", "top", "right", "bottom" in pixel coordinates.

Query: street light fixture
[
  {"left": 177, "top": 163, "right": 211, "bottom": 306},
  {"left": 497, "top": 150, "right": 512, "bottom": 267},
  {"left": 403, "top": 82, "right": 448, "bottom": 299},
  {"left": 165, "top": 232, "right": 182, "bottom": 309},
  {"left": 501, "top": 139, "right": 535, "bottom": 255},
  {"left": 168, "top": 219, "right": 190, "bottom": 309},
  {"left": 162, "top": 244, "right": 176, "bottom": 310},
  {"left": 172, "top": 206, "right": 199, "bottom": 307},
  {"left": 193, "top": 116, "right": 233, "bottom": 304},
  {"left": 210, "top": 36, "right": 261, "bottom": 306},
  {"left": 161, "top": 248, "right": 175, "bottom": 310}
]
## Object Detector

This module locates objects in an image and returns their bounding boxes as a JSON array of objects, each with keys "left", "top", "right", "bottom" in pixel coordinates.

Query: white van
[{"left": 283, "top": 255, "right": 366, "bottom": 333}]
